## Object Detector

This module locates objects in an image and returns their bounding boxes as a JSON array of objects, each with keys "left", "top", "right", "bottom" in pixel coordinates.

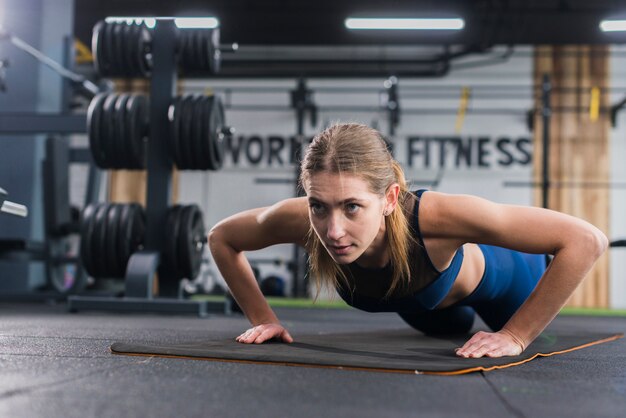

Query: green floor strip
[{"left": 192, "top": 295, "right": 626, "bottom": 316}]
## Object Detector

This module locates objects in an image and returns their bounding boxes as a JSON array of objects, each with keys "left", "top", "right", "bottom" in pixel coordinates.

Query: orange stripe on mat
[{"left": 110, "top": 333, "right": 623, "bottom": 376}]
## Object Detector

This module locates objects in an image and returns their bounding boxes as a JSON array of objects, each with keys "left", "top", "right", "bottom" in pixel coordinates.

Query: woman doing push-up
[{"left": 208, "top": 123, "right": 607, "bottom": 358}]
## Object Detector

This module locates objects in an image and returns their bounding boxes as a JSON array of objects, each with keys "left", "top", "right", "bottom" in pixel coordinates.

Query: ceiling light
[
  {"left": 104, "top": 17, "right": 219, "bottom": 29},
  {"left": 600, "top": 19, "right": 626, "bottom": 32},
  {"left": 345, "top": 18, "right": 464, "bottom": 31}
]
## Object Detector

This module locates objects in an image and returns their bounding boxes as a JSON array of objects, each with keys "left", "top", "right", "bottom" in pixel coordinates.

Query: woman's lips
[{"left": 329, "top": 244, "right": 352, "bottom": 255}]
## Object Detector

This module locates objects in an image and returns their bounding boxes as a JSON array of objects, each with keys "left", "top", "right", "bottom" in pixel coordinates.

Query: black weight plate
[
  {"left": 129, "top": 23, "right": 142, "bottom": 77},
  {"left": 117, "top": 204, "right": 145, "bottom": 272},
  {"left": 101, "top": 93, "right": 119, "bottom": 168},
  {"left": 101, "top": 94, "right": 119, "bottom": 168},
  {"left": 92, "top": 21, "right": 106, "bottom": 76},
  {"left": 207, "top": 96, "right": 226, "bottom": 170},
  {"left": 191, "top": 95, "right": 204, "bottom": 169},
  {"left": 79, "top": 203, "right": 98, "bottom": 277},
  {"left": 124, "top": 94, "right": 139, "bottom": 169},
  {"left": 136, "top": 23, "right": 152, "bottom": 77},
  {"left": 121, "top": 23, "right": 137, "bottom": 77},
  {"left": 128, "top": 204, "right": 145, "bottom": 262},
  {"left": 198, "top": 96, "right": 212, "bottom": 170},
  {"left": 188, "top": 206, "right": 205, "bottom": 279},
  {"left": 136, "top": 95, "right": 149, "bottom": 169},
  {"left": 194, "top": 30, "right": 204, "bottom": 71},
  {"left": 92, "top": 203, "right": 110, "bottom": 278},
  {"left": 103, "top": 22, "right": 118, "bottom": 77},
  {"left": 168, "top": 96, "right": 183, "bottom": 167},
  {"left": 114, "top": 93, "right": 131, "bottom": 169},
  {"left": 105, "top": 204, "right": 122, "bottom": 277},
  {"left": 197, "top": 30, "right": 208, "bottom": 71},
  {"left": 177, "top": 205, "right": 192, "bottom": 279},
  {"left": 116, "top": 204, "right": 132, "bottom": 276},
  {"left": 180, "top": 96, "right": 195, "bottom": 170},
  {"left": 87, "top": 93, "right": 107, "bottom": 168},
  {"left": 112, "top": 23, "right": 126, "bottom": 77},
  {"left": 209, "top": 28, "right": 221, "bottom": 74},
  {"left": 125, "top": 94, "right": 145, "bottom": 169}
]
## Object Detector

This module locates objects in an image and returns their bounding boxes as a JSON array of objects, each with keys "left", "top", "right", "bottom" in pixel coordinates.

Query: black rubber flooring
[{"left": 0, "top": 302, "right": 624, "bottom": 418}]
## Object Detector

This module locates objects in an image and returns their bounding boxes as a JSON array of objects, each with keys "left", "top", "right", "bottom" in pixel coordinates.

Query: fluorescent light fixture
[
  {"left": 174, "top": 17, "right": 219, "bottom": 29},
  {"left": 103, "top": 17, "right": 219, "bottom": 29},
  {"left": 600, "top": 19, "right": 626, "bottom": 32},
  {"left": 345, "top": 18, "right": 464, "bottom": 30},
  {"left": 105, "top": 17, "right": 157, "bottom": 28}
]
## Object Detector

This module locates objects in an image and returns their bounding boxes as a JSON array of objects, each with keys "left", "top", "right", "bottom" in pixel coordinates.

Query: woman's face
[{"left": 306, "top": 171, "right": 395, "bottom": 265}]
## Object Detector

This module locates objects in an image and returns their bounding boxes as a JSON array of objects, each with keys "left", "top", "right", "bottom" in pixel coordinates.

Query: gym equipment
[
  {"left": 70, "top": 20, "right": 227, "bottom": 316},
  {"left": 92, "top": 21, "right": 152, "bottom": 78},
  {"left": 87, "top": 92, "right": 148, "bottom": 169},
  {"left": 92, "top": 21, "right": 222, "bottom": 78},
  {"left": 160, "top": 204, "right": 207, "bottom": 283},
  {"left": 79, "top": 203, "right": 145, "bottom": 279},
  {"left": 110, "top": 329, "right": 622, "bottom": 375},
  {"left": 259, "top": 275, "right": 286, "bottom": 297},
  {"left": 167, "top": 94, "right": 230, "bottom": 170},
  {"left": 0, "top": 187, "right": 28, "bottom": 217}
]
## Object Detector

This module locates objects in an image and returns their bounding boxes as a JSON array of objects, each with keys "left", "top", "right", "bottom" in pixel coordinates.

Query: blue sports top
[{"left": 337, "top": 189, "right": 465, "bottom": 313}]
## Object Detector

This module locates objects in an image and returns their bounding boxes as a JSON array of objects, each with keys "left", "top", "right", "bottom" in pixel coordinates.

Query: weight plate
[
  {"left": 125, "top": 94, "right": 146, "bottom": 169},
  {"left": 103, "top": 22, "right": 118, "bottom": 77},
  {"left": 118, "top": 204, "right": 145, "bottom": 272},
  {"left": 198, "top": 96, "right": 212, "bottom": 170},
  {"left": 92, "top": 203, "right": 110, "bottom": 278},
  {"left": 209, "top": 28, "right": 221, "bottom": 74},
  {"left": 194, "top": 30, "right": 204, "bottom": 71},
  {"left": 136, "top": 23, "right": 152, "bottom": 77},
  {"left": 79, "top": 203, "right": 98, "bottom": 277},
  {"left": 116, "top": 204, "right": 132, "bottom": 276},
  {"left": 101, "top": 94, "right": 119, "bottom": 168},
  {"left": 129, "top": 204, "right": 145, "bottom": 263},
  {"left": 105, "top": 204, "right": 122, "bottom": 277},
  {"left": 179, "top": 96, "right": 194, "bottom": 169},
  {"left": 121, "top": 23, "right": 137, "bottom": 77},
  {"left": 92, "top": 21, "right": 106, "bottom": 76},
  {"left": 191, "top": 95, "right": 204, "bottom": 169},
  {"left": 136, "top": 95, "right": 149, "bottom": 169},
  {"left": 87, "top": 93, "right": 107, "bottom": 168},
  {"left": 112, "top": 23, "right": 126, "bottom": 77},
  {"left": 114, "top": 93, "right": 131, "bottom": 169},
  {"left": 208, "top": 95, "right": 226, "bottom": 170},
  {"left": 188, "top": 206, "right": 205, "bottom": 279}
]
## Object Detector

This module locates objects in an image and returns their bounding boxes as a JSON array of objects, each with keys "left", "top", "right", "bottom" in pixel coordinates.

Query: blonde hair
[{"left": 299, "top": 123, "right": 414, "bottom": 299}]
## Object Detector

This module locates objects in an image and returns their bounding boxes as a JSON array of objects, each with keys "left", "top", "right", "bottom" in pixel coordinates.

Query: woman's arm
[
  {"left": 208, "top": 197, "right": 310, "bottom": 343},
  {"left": 420, "top": 192, "right": 608, "bottom": 357}
]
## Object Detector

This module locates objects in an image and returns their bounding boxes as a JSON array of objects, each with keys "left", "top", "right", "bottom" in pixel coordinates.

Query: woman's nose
[{"left": 326, "top": 213, "right": 346, "bottom": 241}]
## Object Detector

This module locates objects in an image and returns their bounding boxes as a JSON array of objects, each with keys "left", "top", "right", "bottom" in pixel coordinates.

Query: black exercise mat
[{"left": 111, "top": 329, "right": 623, "bottom": 375}]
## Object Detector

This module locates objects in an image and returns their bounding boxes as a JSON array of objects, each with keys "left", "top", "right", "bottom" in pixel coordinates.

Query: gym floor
[{"left": 0, "top": 302, "right": 624, "bottom": 418}]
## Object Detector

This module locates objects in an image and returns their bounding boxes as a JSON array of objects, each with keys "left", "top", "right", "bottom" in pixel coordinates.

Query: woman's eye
[
  {"left": 346, "top": 203, "right": 360, "bottom": 214},
  {"left": 310, "top": 203, "right": 325, "bottom": 215}
]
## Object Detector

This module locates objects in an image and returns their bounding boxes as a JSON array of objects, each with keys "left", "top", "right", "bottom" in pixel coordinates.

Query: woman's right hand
[{"left": 235, "top": 323, "right": 294, "bottom": 344}]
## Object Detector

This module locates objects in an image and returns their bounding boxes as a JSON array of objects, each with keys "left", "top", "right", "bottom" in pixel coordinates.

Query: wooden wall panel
[{"left": 533, "top": 46, "right": 610, "bottom": 308}]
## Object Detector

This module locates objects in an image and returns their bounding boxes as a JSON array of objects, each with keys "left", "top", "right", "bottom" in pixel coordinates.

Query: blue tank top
[{"left": 337, "top": 190, "right": 464, "bottom": 313}]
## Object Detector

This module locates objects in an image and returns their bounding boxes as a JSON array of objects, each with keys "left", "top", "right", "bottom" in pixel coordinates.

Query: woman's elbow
[
  {"left": 208, "top": 223, "right": 228, "bottom": 255},
  {"left": 582, "top": 226, "right": 608, "bottom": 260}
]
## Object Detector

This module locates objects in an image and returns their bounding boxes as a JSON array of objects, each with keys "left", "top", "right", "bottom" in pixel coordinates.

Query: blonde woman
[{"left": 208, "top": 123, "right": 607, "bottom": 358}]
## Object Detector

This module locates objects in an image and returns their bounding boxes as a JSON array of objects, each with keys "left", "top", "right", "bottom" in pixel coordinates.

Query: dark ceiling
[{"left": 74, "top": 0, "right": 626, "bottom": 47}]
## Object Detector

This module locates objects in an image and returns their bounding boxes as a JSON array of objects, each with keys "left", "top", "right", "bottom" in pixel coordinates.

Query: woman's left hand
[{"left": 455, "top": 330, "right": 525, "bottom": 358}]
